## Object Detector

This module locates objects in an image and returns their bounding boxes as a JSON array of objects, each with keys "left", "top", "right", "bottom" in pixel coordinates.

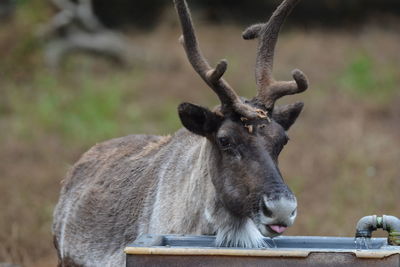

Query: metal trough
[{"left": 125, "top": 234, "right": 400, "bottom": 266}]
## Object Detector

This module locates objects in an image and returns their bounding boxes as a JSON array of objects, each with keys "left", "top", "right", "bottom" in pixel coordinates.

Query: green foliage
[
  {"left": 39, "top": 80, "right": 121, "bottom": 142},
  {"left": 3, "top": 64, "right": 183, "bottom": 146},
  {"left": 340, "top": 53, "right": 398, "bottom": 103},
  {"left": 6, "top": 73, "right": 123, "bottom": 143}
]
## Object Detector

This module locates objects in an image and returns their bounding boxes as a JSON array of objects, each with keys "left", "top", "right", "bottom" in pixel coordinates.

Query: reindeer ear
[
  {"left": 178, "top": 103, "right": 222, "bottom": 136},
  {"left": 272, "top": 102, "right": 304, "bottom": 130}
]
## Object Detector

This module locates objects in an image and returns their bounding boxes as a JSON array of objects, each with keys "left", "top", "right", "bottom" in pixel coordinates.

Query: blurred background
[{"left": 0, "top": 0, "right": 399, "bottom": 266}]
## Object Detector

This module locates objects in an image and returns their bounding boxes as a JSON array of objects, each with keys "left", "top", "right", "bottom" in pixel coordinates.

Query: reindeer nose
[
  {"left": 261, "top": 199, "right": 274, "bottom": 217},
  {"left": 260, "top": 196, "right": 297, "bottom": 230}
]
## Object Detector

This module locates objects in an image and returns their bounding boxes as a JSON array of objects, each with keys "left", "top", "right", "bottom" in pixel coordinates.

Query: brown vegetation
[{"left": 1, "top": 3, "right": 400, "bottom": 267}]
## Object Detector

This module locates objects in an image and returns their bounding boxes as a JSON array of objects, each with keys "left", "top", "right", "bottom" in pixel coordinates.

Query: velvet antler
[
  {"left": 243, "top": 0, "right": 308, "bottom": 110},
  {"left": 174, "top": 0, "right": 267, "bottom": 119}
]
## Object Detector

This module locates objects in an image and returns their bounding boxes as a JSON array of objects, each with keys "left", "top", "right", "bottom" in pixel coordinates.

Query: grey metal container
[{"left": 125, "top": 234, "right": 400, "bottom": 266}]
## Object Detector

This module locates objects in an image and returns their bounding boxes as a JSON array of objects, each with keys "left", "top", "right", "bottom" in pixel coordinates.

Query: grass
[
  {"left": 3, "top": 61, "right": 182, "bottom": 146},
  {"left": 1, "top": 1, "right": 400, "bottom": 266},
  {"left": 340, "top": 52, "right": 398, "bottom": 103},
  {"left": 7, "top": 71, "right": 133, "bottom": 144}
]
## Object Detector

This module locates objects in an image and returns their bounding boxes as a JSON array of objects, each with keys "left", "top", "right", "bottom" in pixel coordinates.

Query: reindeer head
[{"left": 174, "top": 0, "right": 308, "bottom": 246}]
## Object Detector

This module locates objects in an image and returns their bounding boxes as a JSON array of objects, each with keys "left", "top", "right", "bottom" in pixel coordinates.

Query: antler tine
[
  {"left": 243, "top": 0, "right": 308, "bottom": 110},
  {"left": 174, "top": 0, "right": 264, "bottom": 119}
]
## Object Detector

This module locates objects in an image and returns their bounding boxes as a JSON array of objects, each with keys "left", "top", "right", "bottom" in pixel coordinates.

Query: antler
[
  {"left": 243, "top": 0, "right": 308, "bottom": 110},
  {"left": 174, "top": 0, "right": 266, "bottom": 119}
]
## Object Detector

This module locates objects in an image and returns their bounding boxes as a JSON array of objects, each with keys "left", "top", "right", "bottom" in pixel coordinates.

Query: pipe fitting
[
  {"left": 355, "top": 215, "right": 378, "bottom": 238},
  {"left": 382, "top": 215, "right": 400, "bottom": 246},
  {"left": 355, "top": 215, "right": 400, "bottom": 246}
]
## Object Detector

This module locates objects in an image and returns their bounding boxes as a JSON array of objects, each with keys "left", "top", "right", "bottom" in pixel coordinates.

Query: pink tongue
[{"left": 269, "top": 225, "right": 287, "bottom": 234}]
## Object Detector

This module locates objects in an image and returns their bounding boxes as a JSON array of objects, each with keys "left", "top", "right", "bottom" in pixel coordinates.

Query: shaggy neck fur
[{"left": 142, "top": 132, "right": 265, "bottom": 248}]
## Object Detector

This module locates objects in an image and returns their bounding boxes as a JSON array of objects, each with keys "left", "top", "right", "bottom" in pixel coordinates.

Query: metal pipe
[
  {"left": 355, "top": 215, "right": 378, "bottom": 238},
  {"left": 355, "top": 215, "right": 400, "bottom": 246},
  {"left": 382, "top": 215, "right": 400, "bottom": 246}
]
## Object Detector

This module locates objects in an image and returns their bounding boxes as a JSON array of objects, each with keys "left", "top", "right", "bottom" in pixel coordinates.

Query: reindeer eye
[{"left": 218, "top": 137, "right": 231, "bottom": 148}]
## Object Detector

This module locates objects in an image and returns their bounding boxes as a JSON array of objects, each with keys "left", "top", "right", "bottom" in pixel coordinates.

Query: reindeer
[{"left": 52, "top": 0, "right": 309, "bottom": 266}]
